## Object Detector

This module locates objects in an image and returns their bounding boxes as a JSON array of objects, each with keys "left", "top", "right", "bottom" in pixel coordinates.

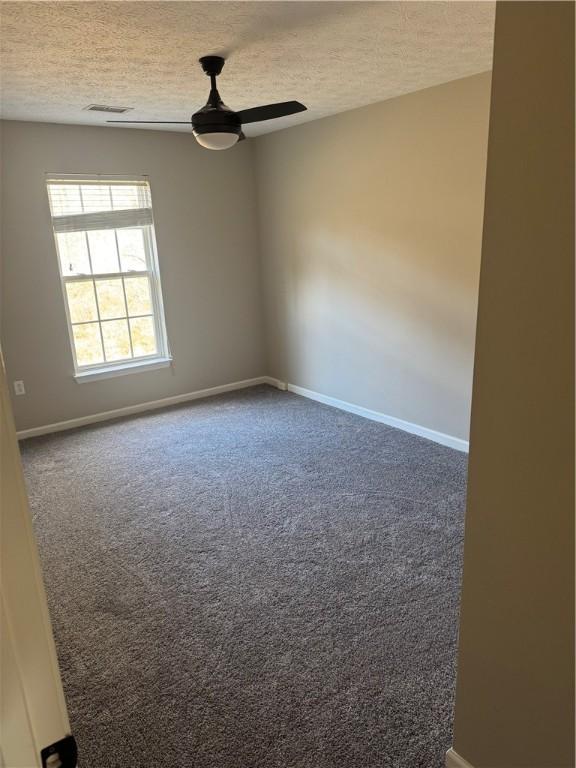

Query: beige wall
[
  {"left": 254, "top": 72, "right": 491, "bottom": 441},
  {"left": 452, "top": 3, "right": 574, "bottom": 767},
  {"left": 0, "top": 121, "right": 265, "bottom": 431}
]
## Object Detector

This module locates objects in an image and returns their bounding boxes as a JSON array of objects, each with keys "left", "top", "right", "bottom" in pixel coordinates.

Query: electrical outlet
[{"left": 13, "top": 380, "right": 25, "bottom": 396}]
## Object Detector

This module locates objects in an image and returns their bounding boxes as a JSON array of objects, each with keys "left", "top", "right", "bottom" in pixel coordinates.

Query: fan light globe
[{"left": 195, "top": 132, "right": 239, "bottom": 150}]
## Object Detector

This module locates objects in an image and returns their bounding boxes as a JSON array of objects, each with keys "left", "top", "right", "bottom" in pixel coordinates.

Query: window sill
[{"left": 74, "top": 357, "right": 172, "bottom": 383}]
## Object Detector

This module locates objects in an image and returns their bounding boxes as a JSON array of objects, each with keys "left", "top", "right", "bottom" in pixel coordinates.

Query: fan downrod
[{"left": 199, "top": 56, "right": 225, "bottom": 77}]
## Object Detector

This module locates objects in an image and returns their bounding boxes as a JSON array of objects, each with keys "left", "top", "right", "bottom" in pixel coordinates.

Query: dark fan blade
[
  {"left": 107, "top": 120, "right": 192, "bottom": 124},
  {"left": 237, "top": 101, "right": 306, "bottom": 125}
]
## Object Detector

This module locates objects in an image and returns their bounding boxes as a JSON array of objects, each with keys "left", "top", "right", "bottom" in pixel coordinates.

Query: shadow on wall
[
  {"left": 257, "top": 72, "right": 491, "bottom": 440},
  {"left": 284, "top": 228, "right": 475, "bottom": 428}
]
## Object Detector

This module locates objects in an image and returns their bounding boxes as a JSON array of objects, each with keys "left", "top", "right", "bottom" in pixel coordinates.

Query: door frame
[{"left": 1, "top": 346, "right": 73, "bottom": 767}]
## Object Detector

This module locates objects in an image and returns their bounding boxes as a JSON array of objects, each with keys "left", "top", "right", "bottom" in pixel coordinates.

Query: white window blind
[
  {"left": 48, "top": 179, "right": 153, "bottom": 233},
  {"left": 46, "top": 175, "right": 170, "bottom": 376}
]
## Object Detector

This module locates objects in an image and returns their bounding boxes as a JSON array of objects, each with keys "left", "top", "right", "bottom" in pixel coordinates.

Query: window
[{"left": 46, "top": 175, "right": 170, "bottom": 379}]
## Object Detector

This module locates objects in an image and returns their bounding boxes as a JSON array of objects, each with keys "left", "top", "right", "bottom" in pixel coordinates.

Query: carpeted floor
[{"left": 21, "top": 385, "right": 467, "bottom": 768}]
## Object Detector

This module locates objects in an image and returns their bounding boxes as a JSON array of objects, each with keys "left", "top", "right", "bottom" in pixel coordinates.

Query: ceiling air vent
[{"left": 84, "top": 104, "right": 134, "bottom": 114}]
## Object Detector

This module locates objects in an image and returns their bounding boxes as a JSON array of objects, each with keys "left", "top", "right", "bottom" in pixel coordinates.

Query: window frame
[{"left": 46, "top": 175, "right": 171, "bottom": 380}]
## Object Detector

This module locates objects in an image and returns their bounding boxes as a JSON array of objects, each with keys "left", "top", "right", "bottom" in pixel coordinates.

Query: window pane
[
  {"left": 125, "top": 276, "right": 152, "bottom": 316},
  {"left": 130, "top": 316, "right": 157, "bottom": 357},
  {"left": 73, "top": 322, "right": 104, "bottom": 366},
  {"left": 56, "top": 232, "right": 91, "bottom": 276},
  {"left": 87, "top": 230, "right": 119, "bottom": 273},
  {"left": 112, "top": 185, "right": 141, "bottom": 210},
  {"left": 95, "top": 278, "right": 126, "bottom": 320},
  {"left": 48, "top": 184, "right": 82, "bottom": 216},
  {"left": 81, "top": 184, "right": 113, "bottom": 213},
  {"left": 66, "top": 281, "right": 98, "bottom": 323},
  {"left": 102, "top": 319, "right": 131, "bottom": 361},
  {"left": 117, "top": 228, "right": 147, "bottom": 271}
]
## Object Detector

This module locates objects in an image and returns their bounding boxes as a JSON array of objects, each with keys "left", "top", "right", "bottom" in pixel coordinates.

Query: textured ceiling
[{"left": 0, "top": 1, "right": 495, "bottom": 137}]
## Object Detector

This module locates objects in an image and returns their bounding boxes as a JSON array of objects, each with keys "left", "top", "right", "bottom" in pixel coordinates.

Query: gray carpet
[{"left": 21, "top": 385, "right": 467, "bottom": 768}]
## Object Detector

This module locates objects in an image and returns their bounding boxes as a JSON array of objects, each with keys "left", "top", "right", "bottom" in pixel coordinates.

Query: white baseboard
[
  {"left": 446, "top": 748, "right": 475, "bottom": 768},
  {"left": 16, "top": 376, "right": 467, "bottom": 453},
  {"left": 16, "top": 376, "right": 285, "bottom": 440},
  {"left": 286, "top": 383, "right": 469, "bottom": 452}
]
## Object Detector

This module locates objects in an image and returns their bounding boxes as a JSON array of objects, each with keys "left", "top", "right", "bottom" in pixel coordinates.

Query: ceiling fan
[{"left": 108, "top": 55, "right": 307, "bottom": 150}]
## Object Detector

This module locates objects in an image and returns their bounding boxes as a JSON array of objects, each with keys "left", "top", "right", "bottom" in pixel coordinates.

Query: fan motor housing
[{"left": 191, "top": 104, "right": 242, "bottom": 138}]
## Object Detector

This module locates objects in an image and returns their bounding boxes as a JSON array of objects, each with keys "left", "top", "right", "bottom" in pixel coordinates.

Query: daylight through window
[{"left": 46, "top": 176, "right": 169, "bottom": 374}]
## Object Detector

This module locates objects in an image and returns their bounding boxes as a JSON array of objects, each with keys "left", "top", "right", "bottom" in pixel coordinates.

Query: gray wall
[
  {"left": 0, "top": 121, "right": 265, "bottom": 430},
  {"left": 255, "top": 73, "right": 491, "bottom": 441},
  {"left": 452, "top": 3, "right": 574, "bottom": 765}
]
